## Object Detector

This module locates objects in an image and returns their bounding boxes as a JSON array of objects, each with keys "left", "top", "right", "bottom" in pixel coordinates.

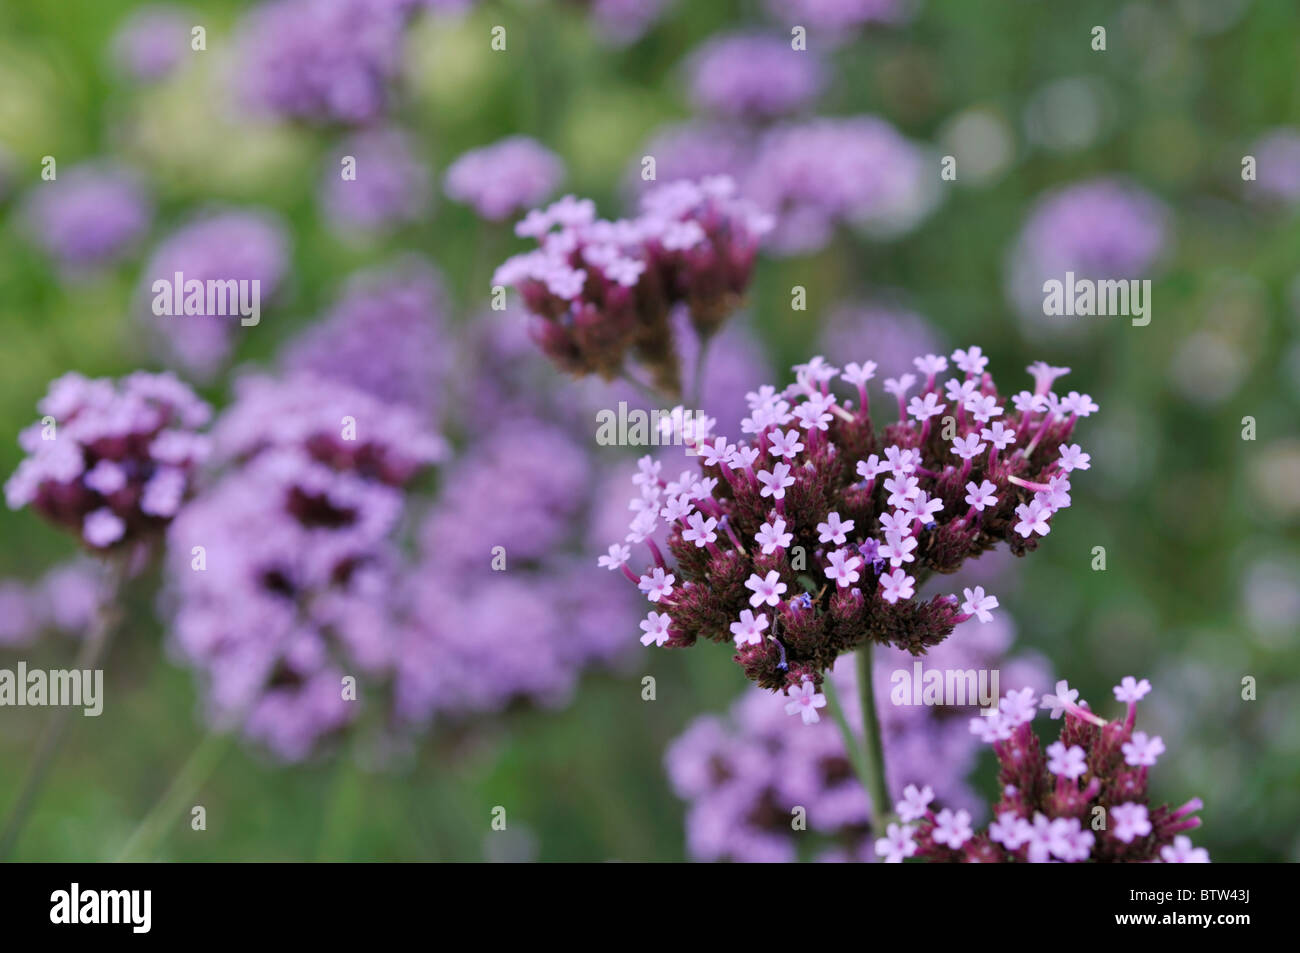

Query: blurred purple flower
[
  {"left": 282, "top": 257, "right": 448, "bottom": 416},
  {"left": 5, "top": 372, "right": 211, "bottom": 552},
  {"left": 321, "top": 127, "right": 432, "bottom": 234},
  {"left": 743, "top": 117, "right": 935, "bottom": 255},
  {"left": 111, "top": 5, "right": 193, "bottom": 81},
  {"left": 444, "top": 136, "right": 564, "bottom": 222},
  {"left": 587, "top": 0, "right": 673, "bottom": 45},
  {"left": 21, "top": 163, "right": 152, "bottom": 273},
  {"left": 166, "top": 374, "right": 444, "bottom": 760},
  {"left": 139, "top": 209, "right": 290, "bottom": 380},
  {"left": 628, "top": 120, "right": 754, "bottom": 198},
  {"left": 1006, "top": 177, "right": 1169, "bottom": 325},
  {"left": 819, "top": 301, "right": 945, "bottom": 392},
  {"left": 233, "top": 0, "right": 416, "bottom": 125},
  {"left": 686, "top": 32, "right": 824, "bottom": 121}
]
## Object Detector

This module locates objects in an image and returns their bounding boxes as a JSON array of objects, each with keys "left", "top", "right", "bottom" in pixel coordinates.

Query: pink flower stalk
[
  {"left": 884, "top": 677, "right": 1207, "bottom": 863},
  {"left": 493, "top": 176, "right": 772, "bottom": 396},
  {"left": 608, "top": 351, "right": 1097, "bottom": 699}
]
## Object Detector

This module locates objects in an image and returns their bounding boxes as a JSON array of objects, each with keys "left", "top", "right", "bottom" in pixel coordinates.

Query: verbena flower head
[
  {"left": 111, "top": 4, "right": 193, "bottom": 82},
  {"left": 609, "top": 349, "right": 1097, "bottom": 700},
  {"left": 320, "top": 127, "right": 432, "bottom": 234},
  {"left": 444, "top": 136, "right": 565, "bottom": 222},
  {"left": 21, "top": 163, "right": 152, "bottom": 273},
  {"left": 5, "top": 372, "right": 211, "bottom": 551},
  {"left": 685, "top": 32, "right": 824, "bottom": 121},
  {"left": 234, "top": 0, "right": 416, "bottom": 124},
  {"left": 882, "top": 677, "right": 1207, "bottom": 862},
  {"left": 494, "top": 176, "right": 772, "bottom": 396},
  {"left": 166, "top": 374, "right": 445, "bottom": 760},
  {"left": 585, "top": 0, "right": 673, "bottom": 45},
  {"left": 628, "top": 120, "right": 753, "bottom": 196},
  {"left": 138, "top": 209, "right": 290, "bottom": 379}
]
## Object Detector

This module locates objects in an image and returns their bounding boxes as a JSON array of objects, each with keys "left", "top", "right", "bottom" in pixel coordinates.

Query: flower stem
[
  {"left": 0, "top": 557, "right": 125, "bottom": 860},
  {"left": 854, "top": 644, "right": 892, "bottom": 828},
  {"left": 115, "top": 730, "right": 234, "bottom": 862}
]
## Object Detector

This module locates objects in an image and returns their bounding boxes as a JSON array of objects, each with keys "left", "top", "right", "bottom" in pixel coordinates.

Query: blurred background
[{"left": 0, "top": 0, "right": 1296, "bottom": 861}]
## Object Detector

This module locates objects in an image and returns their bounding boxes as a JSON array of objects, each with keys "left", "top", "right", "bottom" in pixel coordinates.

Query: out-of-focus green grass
[{"left": 0, "top": 0, "right": 1297, "bottom": 861}]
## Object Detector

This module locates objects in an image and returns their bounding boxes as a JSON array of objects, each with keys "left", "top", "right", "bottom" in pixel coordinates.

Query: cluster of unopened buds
[
  {"left": 874, "top": 677, "right": 1208, "bottom": 863},
  {"left": 601, "top": 349, "right": 1098, "bottom": 714},
  {"left": 493, "top": 176, "right": 772, "bottom": 396}
]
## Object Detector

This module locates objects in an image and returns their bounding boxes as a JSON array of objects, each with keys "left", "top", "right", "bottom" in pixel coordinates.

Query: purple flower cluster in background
[
  {"left": 21, "top": 164, "right": 152, "bottom": 273},
  {"left": 165, "top": 374, "right": 445, "bottom": 759},
  {"left": 0, "top": 561, "right": 101, "bottom": 648},
  {"left": 139, "top": 209, "right": 291, "bottom": 380},
  {"left": 321, "top": 127, "right": 432, "bottom": 235},
  {"left": 1006, "top": 177, "right": 1169, "bottom": 325},
  {"left": 763, "top": 0, "right": 912, "bottom": 33},
  {"left": 233, "top": 0, "right": 418, "bottom": 125},
  {"left": 879, "top": 678, "right": 1207, "bottom": 862},
  {"left": 111, "top": 4, "right": 193, "bottom": 82},
  {"left": 444, "top": 136, "right": 565, "bottom": 222},
  {"left": 281, "top": 257, "right": 448, "bottom": 417},
  {"left": 5, "top": 372, "right": 211, "bottom": 551},
  {"left": 667, "top": 612, "right": 1048, "bottom": 862},
  {"left": 685, "top": 32, "right": 824, "bottom": 121}
]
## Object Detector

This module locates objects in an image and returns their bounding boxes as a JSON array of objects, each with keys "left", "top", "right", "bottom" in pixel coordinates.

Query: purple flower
[
  {"left": 1006, "top": 177, "right": 1169, "bottom": 325},
  {"left": 627, "top": 120, "right": 754, "bottom": 196},
  {"left": 321, "top": 127, "right": 432, "bottom": 234},
  {"left": 911, "top": 678, "right": 1208, "bottom": 862},
  {"left": 444, "top": 136, "right": 564, "bottom": 222},
  {"left": 495, "top": 177, "right": 772, "bottom": 394},
  {"left": 743, "top": 117, "right": 935, "bottom": 254},
  {"left": 609, "top": 350, "right": 1095, "bottom": 695},
  {"left": 166, "top": 375, "right": 443, "bottom": 760},
  {"left": 21, "top": 163, "right": 152, "bottom": 273},
  {"left": 685, "top": 32, "right": 824, "bottom": 121},
  {"left": 5, "top": 372, "right": 210, "bottom": 551},
  {"left": 281, "top": 257, "right": 448, "bottom": 416},
  {"left": 138, "top": 209, "right": 290, "bottom": 379},
  {"left": 587, "top": 0, "right": 673, "bottom": 45},
  {"left": 234, "top": 0, "right": 417, "bottom": 124},
  {"left": 112, "top": 5, "right": 193, "bottom": 81}
]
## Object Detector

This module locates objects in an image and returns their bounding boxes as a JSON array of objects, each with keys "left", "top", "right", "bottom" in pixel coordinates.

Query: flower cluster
[
  {"left": 320, "top": 127, "right": 432, "bottom": 235},
  {"left": 493, "top": 176, "right": 772, "bottom": 396},
  {"left": 21, "top": 163, "right": 152, "bottom": 272},
  {"left": 606, "top": 349, "right": 1098, "bottom": 704},
  {"left": 165, "top": 374, "right": 445, "bottom": 759},
  {"left": 139, "top": 209, "right": 290, "bottom": 379},
  {"left": 685, "top": 32, "right": 825, "bottom": 121},
  {"left": 111, "top": 4, "right": 192, "bottom": 82},
  {"left": 876, "top": 678, "right": 1208, "bottom": 862},
  {"left": 666, "top": 611, "right": 1048, "bottom": 862},
  {"left": 233, "top": 0, "right": 417, "bottom": 125},
  {"left": 0, "top": 560, "right": 101, "bottom": 648},
  {"left": 5, "top": 372, "right": 211, "bottom": 551},
  {"left": 444, "top": 136, "right": 565, "bottom": 222}
]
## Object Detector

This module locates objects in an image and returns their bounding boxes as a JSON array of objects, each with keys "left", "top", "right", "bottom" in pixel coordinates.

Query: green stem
[
  {"left": 0, "top": 558, "right": 125, "bottom": 860},
  {"left": 855, "top": 645, "right": 892, "bottom": 828},
  {"left": 115, "top": 730, "right": 233, "bottom": 862}
]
